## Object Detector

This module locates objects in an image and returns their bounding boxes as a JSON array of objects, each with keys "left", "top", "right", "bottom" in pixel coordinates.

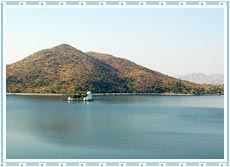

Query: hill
[
  {"left": 175, "top": 73, "right": 224, "bottom": 85},
  {"left": 6, "top": 44, "right": 224, "bottom": 95}
]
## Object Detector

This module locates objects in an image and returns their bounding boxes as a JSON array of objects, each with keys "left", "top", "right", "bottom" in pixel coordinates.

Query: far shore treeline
[{"left": 6, "top": 44, "right": 224, "bottom": 95}]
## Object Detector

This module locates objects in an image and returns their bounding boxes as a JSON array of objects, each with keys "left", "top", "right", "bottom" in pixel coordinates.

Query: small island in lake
[{"left": 6, "top": 44, "right": 224, "bottom": 95}]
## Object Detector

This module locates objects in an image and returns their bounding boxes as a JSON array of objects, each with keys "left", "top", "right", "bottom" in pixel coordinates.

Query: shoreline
[{"left": 6, "top": 92, "right": 222, "bottom": 96}]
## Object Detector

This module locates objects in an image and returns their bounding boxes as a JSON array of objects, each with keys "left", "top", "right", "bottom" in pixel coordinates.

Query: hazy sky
[{"left": 6, "top": 8, "right": 224, "bottom": 76}]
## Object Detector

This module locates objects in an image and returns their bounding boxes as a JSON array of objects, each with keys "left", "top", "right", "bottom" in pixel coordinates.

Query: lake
[{"left": 6, "top": 95, "right": 224, "bottom": 159}]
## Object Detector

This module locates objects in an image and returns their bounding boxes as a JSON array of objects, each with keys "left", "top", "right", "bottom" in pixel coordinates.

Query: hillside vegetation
[{"left": 6, "top": 44, "right": 224, "bottom": 95}]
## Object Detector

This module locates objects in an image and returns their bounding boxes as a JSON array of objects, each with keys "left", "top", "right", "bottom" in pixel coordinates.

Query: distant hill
[
  {"left": 175, "top": 73, "right": 224, "bottom": 85},
  {"left": 6, "top": 44, "right": 224, "bottom": 95}
]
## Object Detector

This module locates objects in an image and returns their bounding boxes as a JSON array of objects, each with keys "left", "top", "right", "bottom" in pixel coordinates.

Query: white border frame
[{"left": 0, "top": 0, "right": 229, "bottom": 166}]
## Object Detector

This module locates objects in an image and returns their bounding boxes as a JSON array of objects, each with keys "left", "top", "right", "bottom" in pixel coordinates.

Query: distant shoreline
[{"left": 6, "top": 92, "right": 222, "bottom": 96}]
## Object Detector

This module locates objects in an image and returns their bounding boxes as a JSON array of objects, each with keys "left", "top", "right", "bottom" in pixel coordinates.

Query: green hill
[{"left": 6, "top": 44, "right": 224, "bottom": 95}]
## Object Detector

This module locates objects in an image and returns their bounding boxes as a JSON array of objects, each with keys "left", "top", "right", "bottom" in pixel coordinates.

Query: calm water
[{"left": 6, "top": 95, "right": 224, "bottom": 159}]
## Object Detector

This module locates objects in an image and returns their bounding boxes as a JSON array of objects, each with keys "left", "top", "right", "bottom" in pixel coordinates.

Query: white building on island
[{"left": 83, "top": 91, "right": 93, "bottom": 101}]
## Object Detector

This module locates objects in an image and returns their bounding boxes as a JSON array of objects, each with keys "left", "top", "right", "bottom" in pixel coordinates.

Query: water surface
[{"left": 6, "top": 95, "right": 224, "bottom": 159}]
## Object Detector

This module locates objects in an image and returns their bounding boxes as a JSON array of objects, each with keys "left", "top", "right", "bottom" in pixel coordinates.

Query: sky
[{"left": 5, "top": 8, "right": 224, "bottom": 76}]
